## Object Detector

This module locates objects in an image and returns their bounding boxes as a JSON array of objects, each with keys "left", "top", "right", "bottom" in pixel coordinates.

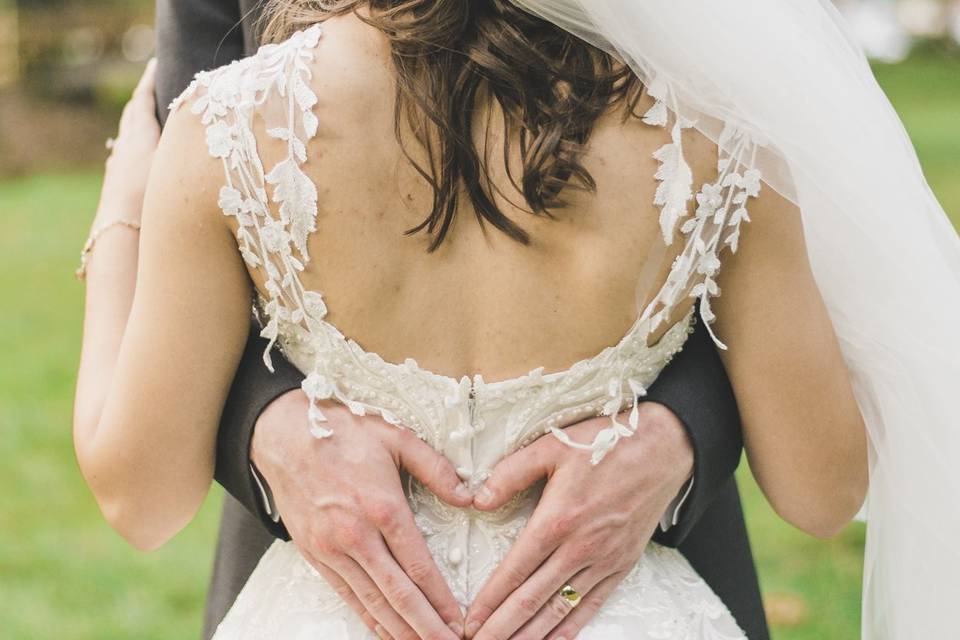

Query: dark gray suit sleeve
[
  {"left": 646, "top": 316, "right": 744, "bottom": 548},
  {"left": 155, "top": 0, "right": 244, "bottom": 125},
  {"left": 155, "top": 0, "right": 301, "bottom": 539},
  {"left": 215, "top": 321, "right": 301, "bottom": 540}
]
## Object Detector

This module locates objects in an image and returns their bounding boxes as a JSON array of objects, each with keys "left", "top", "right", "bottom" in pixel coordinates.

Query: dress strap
[
  {"left": 172, "top": 25, "right": 333, "bottom": 436},
  {"left": 547, "top": 79, "right": 763, "bottom": 464},
  {"left": 637, "top": 77, "right": 763, "bottom": 349}
]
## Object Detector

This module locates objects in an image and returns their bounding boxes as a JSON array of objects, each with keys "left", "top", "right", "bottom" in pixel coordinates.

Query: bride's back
[{"left": 243, "top": 12, "right": 715, "bottom": 382}]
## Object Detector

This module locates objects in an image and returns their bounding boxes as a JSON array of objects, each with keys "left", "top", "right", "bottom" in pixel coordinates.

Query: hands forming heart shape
[{"left": 252, "top": 393, "right": 693, "bottom": 640}]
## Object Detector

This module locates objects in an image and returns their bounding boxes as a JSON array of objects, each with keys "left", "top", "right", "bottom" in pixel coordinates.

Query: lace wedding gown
[{"left": 173, "top": 24, "right": 759, "bottom": 640}]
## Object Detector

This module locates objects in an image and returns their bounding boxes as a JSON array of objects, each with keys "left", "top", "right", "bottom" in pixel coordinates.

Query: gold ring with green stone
[{"left": 558, "top": 584, "right": 582, "bottom": 608}]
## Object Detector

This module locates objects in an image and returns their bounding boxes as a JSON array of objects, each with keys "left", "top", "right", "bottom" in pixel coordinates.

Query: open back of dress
[{"left": 173, "top": 23, "right": 758, "bottom": 639}]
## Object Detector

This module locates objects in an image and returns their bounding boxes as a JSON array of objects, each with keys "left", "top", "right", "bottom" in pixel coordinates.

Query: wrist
[
  {"left": 95, "top": 164, "right": 147, "bottom": 228},
  {"left": 634, "top": 402, "right": 695, "bottom": 487},
  {"left": 249, "top": 390, "right": 348, "bottom": 474},
  {"left": 79, "top": 224, "right": 141, "bottom": 283},
  {"left": 250, "top": 388, "right": 309, "bottom": 476},
  {"left": 91, "top": 209, "right": 142, "bottom": 232}
]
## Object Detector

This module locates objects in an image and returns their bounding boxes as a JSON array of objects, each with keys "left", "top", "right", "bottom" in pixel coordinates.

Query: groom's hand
[
  {"left": 251, "top": 391, "right": 472, "bottom": 640},
  {"left": 464, "top": 403, "right": 694, "bottom": 640}
]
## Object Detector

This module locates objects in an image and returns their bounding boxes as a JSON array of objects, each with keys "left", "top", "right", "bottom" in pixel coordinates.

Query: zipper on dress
[
  {"left": 467, "top": 382, "right": 478, "bottom": 488},
  {"left": 465, "top": 382, "right": 478, "bottom": 599},
  {"left": 467, "top": 384, "right": 477, "bottom": 425}
]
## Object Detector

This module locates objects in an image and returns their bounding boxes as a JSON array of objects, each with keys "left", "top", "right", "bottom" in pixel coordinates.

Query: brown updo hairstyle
[{"left": 260, "top": 1, "right": 643, "bottom": 250}]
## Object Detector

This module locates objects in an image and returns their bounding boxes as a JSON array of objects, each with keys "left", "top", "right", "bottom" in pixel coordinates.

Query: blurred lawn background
[{"left": 1, "top": 16, "right": 959, "bottom": 640}]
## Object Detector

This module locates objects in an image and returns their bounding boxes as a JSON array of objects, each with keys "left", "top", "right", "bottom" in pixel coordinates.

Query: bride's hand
[
  {"left": 94, "top": 58, "right": 160, "bottom": 229},
  {"left": 464, "top": 403, "right": 694, "bottom": 640},
  {"left": 251, "top": 392, "right": 473, "bottom": 640}
]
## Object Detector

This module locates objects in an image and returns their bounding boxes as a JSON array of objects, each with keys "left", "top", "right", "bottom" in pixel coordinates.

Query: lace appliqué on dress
[
  {"left": 171, "top": 25, "right": 335, "bottom": 438},
  {"left": 546, "top": 78, "right": 763, "bottom": 462},
  {"left": 640, "top": 76, "right": 763, "bottom": 351}
]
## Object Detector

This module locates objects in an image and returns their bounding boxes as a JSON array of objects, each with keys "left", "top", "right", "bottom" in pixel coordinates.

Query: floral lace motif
[
  {"left": 178, "top": 25, "right": 756, "bottom": 640},
  {"left": 641, "top": 76, "right": 762, "bottom": 349},
  {"left": 172, "top": 24, "right": 331, "bottom": 438}
]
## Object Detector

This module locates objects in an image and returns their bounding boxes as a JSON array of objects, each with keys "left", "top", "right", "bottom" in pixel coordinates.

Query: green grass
[
  {"left": 0, "top": 54, "right": 957, "bottom": 639},
  {"left": 0, "top": 174, "right": 221, "bottom": 639}
]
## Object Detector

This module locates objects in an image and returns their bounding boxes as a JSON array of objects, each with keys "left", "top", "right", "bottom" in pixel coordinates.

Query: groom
[{"left": 155, "top": 2, "right": 769, "bottom": 639}]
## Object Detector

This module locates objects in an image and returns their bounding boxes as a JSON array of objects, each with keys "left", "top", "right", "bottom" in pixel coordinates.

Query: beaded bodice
[{"left": 274, "top": 297, "right": 693, "bottom": 603}]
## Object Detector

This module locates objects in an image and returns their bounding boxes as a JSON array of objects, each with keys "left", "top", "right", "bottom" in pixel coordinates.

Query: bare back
[{"left": 245, "top": 13, "right": 716, "bottom": 382}]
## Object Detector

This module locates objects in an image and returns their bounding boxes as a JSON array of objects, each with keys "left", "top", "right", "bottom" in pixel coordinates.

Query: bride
[{"left": 73, "top": 1, "right": 958, "bottom": 638}]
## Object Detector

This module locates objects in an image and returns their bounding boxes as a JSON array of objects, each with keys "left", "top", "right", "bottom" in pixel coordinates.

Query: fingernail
[
  {"left": 465, "top": 620, "right": 481, "bottom": 638},
  {"left": 448, "top": 621, "right": 463, "bottom": 637},
  {"left": 454, "top": 483, "right": 473, "bottom": 501},
  {"left": 476, "top": 486, "right": 493, "bottom": 506}
]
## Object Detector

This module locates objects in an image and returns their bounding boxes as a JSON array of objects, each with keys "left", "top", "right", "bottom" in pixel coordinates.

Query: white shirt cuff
[
  {"left": 250, "top": 462, "right": 281, "bottom": 523},
  {"left": 659, "top": 475, "right": 695, "bottom": 532}
]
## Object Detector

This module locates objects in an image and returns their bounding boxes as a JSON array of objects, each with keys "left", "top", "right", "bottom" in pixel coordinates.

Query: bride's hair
[{"left": 260, "top": 1, "right": 643, "bottom": 250}]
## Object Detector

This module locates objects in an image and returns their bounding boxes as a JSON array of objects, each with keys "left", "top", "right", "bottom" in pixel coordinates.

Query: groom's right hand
[{"left": 250, "top": 391, "right": 471, "bottom": 640}]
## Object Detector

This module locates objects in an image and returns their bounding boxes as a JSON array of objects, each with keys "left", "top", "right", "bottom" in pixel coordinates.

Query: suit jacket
[{"left": 154, "top": 2, "right": 769, "bottom": 638}]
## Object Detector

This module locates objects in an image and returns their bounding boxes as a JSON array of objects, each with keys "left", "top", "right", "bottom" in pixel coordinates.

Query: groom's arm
[
  {"left": 646, "top": 317, "right": 744, "bottom": 547},
  {"left": 213, "top": 321, "right": 303, "bottom": 539},
  {"left": 155, "top": 0, "right": 304, "bottom": 539},
  {"left": 216, "top": 317, "right": 744, "bottom": 547}
]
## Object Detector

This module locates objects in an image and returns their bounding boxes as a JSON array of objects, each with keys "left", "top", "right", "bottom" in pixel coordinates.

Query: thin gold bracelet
[{"left": 75, "top": 219, "right": 141, "bottom": 281}]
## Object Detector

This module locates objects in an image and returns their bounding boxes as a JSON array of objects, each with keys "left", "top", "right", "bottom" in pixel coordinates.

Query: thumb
[
  {"left": 394, "top": 431, "right": 474, "bottom": 508},
  {"left": 132, "top": 57, "right": 158, "bottom": 103},
  {"left": 474, "top": 436, "right": 557, "bottom": 511}
]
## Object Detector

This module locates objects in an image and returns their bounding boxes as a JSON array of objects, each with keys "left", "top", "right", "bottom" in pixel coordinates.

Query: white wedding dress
[{"left": 173, "top": 23, "right": 758, "bottom": 640}]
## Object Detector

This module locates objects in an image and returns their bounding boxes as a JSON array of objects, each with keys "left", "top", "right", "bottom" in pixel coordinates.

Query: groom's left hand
[{"left": 464, "top": 403, "right": 694, "bottom": 640}]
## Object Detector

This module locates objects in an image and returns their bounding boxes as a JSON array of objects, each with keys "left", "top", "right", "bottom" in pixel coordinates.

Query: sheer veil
[{"left": 506, "top": 0, "right": 960, "bottom": 636}]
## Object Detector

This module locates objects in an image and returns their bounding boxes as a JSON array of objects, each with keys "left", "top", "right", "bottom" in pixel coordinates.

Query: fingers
[
  {"left": 307, "top": 556, "right": 390, "bottom": 639},
  {"left": 468, "top": 552, "right": 599, "bottom": 640},
  {"left": 132, "top": 57, "right": 157, "bottom": 102},
  {"left": 464, "top": 510, "right": 559, "bottom": 638},
  {"left": 545, "top": 572, "right": 626, "bottom": 640},
  {"left": 122, "top": 58, "right": 158, "bottom": 122},
  {"left": 474, "top": 436, "right": 557, "bottom": 511},
  {"left": 395, "top": 429, "right": 474, "bottom": 507},
  {"left": 355, "top": 534, "right": 460, "bottom": 640},
  {"left": 376, "top": 498, "right": 466, "bottom": 634},
  {"left": 323, "top": 552, "right": 416, "bottom": 640},
  {"left": 507, "top": 565, "right": 610, "bottom": 640},
  {"left": 115, "top": 58, "right": 160, "bottom": 149}
]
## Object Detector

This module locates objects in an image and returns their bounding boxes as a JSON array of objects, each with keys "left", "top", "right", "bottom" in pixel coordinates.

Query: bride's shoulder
[
  {"left": 302, "top": 13, "right": 398, "bottom": 122},
  {"left": 169, "top": 13, "right": 394, "bottom": 135}
]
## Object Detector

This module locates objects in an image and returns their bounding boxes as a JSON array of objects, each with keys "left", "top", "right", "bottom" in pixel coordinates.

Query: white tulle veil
[{"left": 505, "top": 0, "right": 960, "bottom": 636}]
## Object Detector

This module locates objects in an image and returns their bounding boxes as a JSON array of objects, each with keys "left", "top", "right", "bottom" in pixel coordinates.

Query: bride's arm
[
  {"left": 713, "top": 184, "right": 869, "bottom": 538},
  {"left": 73, "top": 67, "right": 251, "bottom": 551}
]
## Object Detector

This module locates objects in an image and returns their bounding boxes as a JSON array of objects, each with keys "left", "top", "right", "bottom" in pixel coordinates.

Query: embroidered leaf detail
[
  {"left": 265, "top": 158, "right": 318, "bottom": 259},
  {"left": 303, "top": 110, "right": 319, "bottom": 138}
]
